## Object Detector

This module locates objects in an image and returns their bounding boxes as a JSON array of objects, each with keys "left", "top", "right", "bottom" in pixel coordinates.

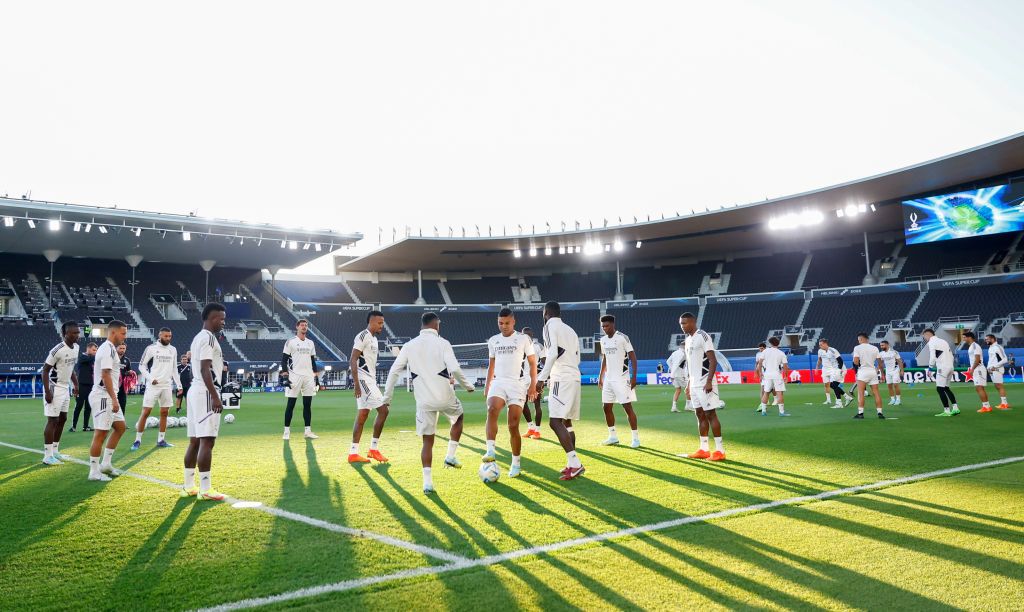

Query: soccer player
[
  {"left": 877, "top": 340, "right": 904, "bottom": 405},
  {"left": 535, "top": 301, "right": 585, "bottom": 480},
  {"left": 349, "top": 310, "right": 390, "bottom": 463},
  {"left": 964, "top": 332, "right": 992, "bottom": 413},
  {"left": 70, "top": 342, "right": 97, "bottom": 432},
  {"left": 86, "top": 321, "right": 129, "bottom": 482},
  {"left": 852, "top": 333, "right": 885, "bottom": 419},
  {"left": 597, "top": 315, "right": 640, "bottom": 447},
  {"left": 175, "top": 353, "right": 191, "bottom": 413},
  {"left": 985, "top": 334, "right": 1011, "bottom": 410},
  {"left": 667, "top": 343, "right": 689, "bottom": 413},
  {"left": 679, "top": 313, "right": 725, "bottom": 460},
  {"left": 383, "top": 312, "right": 474, "bottom": 494},
  {"left": 521, "top": 327, "right": 545, "bottom": 438},
  {"left": 117, "top": 343, "right": 132, "bottom": 420},
  {"left": 482, "top": 307, "right": 538, "bottom": 477},
  {"left": 132, "top": 328, "right": 182, "bottom": 450},
  {"left": 816, "top": 339, "right": 853, "bottom": 408},
  {"left": 754, "top": 342, "right": 777, "bottom": 409},
  {"left": 757, "top": 337, "right": 790, "bottom": 416},
  {"left": 42, "top": 322, "right": 80, "bottom": 465},
  {"left": 280, "top": 319, "right": 322, "bottom": 440},
  {"left": 923, "top": 328, "right": 959, "bottom": 417},
  {"left": 181, "top": 303, "right": 228, "bottom": 501}
]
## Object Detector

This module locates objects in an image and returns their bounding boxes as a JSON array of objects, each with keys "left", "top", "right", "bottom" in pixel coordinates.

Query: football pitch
[{"left": 2, "top": 383, "right": 1022, "bottom": 611}]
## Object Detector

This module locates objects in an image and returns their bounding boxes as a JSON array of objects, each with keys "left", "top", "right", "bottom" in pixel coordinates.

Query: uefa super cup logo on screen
[{"left": 908, "top": 212, "right": 919, "bottom": 230}]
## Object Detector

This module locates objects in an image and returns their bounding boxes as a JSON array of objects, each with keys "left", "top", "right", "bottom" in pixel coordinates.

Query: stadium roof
[
  {"left": 0, "top": 198, "right": 361, "bottom": 269},
  {"left": 339, "top": 132, "right": 1024, "bottom": 274}
]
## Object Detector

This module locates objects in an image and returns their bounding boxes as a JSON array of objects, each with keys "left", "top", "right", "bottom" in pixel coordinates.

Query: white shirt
[
  {"left": 878, "top": 349, "right": 901, "bottom": 370},
  {"left": 283, "top": 336, "right": 318, "bottom": 376},
  {"left": 599, "top": 331, "right": 635, "bottom": 383},
  {"left": 926, "top": 336, "right": 954, "bottom": 369},
  {"left": 667, "top": 348, "right": 686, "bottom": 378},
  {"left": 853, "top": 343, "right": 880, "bottom": 370},
  {"left": 383, "top": 328, "right": 472, "bottom": 407},
  {"left": 488, "top": 331, "right": 535, "bottom": 382},
  {"left": 760, "top": 346, "right": 788, "bottom": 377},
  {"left": 353, "top": 329, "right": 379, "bottom": 379},
  {"left": 538, "top": 317, "right": 581, "bottom": 382},
  {"left": 44, "top": 341, "right": 79, "bottom": 385},
  {"left": 684, "top": 329, "right": 715, "bottom": 386},
  {"left": 967, "top": 342, "right": 984, "bottom": 368},
  {"left": 190, "top": 329, "right": 224, "bottom": 387},
  {"left": 818, "top": 347, "right": 841, "bottom": 370},
  {"left": 92, "top": 340, "right": 121, "bottom": 394},
  {"left": 988, "top": 342, "right": 1008, "bottom": 371},
  {"left": 139, "top": 341, "right": 182, "bottom": 388}
]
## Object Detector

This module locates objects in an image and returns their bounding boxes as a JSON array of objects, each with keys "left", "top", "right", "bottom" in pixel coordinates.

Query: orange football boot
[
  {"left": 348, "top": 454, "right": 371, "bottom": 464},
  {"left": 367, "top": 449, "right": 389, "bottom": 463},
  {"left": 709, "top": 450, "right": 726, "bottom": 461},
  {"left": 687, "top": 449, "right": 711, "bottom": 459}
]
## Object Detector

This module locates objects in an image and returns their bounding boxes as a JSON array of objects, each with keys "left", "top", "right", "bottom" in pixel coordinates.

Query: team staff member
[
  {"left": 117, "top": 344, "right": 132, "bottom": 420},
  {"left": 175, "top": 353, "right": 192, "bottom": 413},
  {"left": 70, "top": 342, "right": 98, "bottom": 432}
]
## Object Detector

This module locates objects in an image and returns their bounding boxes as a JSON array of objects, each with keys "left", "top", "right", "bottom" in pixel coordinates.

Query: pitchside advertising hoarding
[
  {"left": 646, "top": 367, "right": 1024, "bottom": 385},
  {"left": 902, "top": 183, "right": 1024, "bottom": 245}
]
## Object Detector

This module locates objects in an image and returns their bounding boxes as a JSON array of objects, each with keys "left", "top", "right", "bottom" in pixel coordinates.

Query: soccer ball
[
  {"left": 167, "top": 417, "right": 178, "bottom": 428},
  {"left": 224, "top": 414, "right": 235, "bottom": 424},
  {"left": 478, "top": 462, "right": 500, "bottom": 484},
  {"left": 145, "top": 417, "right": 159, "bottom": 429}
]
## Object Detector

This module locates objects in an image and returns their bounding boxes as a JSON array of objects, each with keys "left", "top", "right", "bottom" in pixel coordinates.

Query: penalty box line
[
  {"left": 0, "top": 440, "right": 468, "bottom": 564},
  {"left": 197, "top": 454, "right": 1024, "bottom": 612}
]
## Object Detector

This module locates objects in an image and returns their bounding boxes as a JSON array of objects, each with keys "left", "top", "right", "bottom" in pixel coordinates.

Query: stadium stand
[
  {"left": 897, "top": 233, "right": 1016, "bottom": 279},
  {"left": 0, "top": 319, "right": 58, "bottom": 363},
  {"left": 913, "top": 282, "right": 1024, "bottom": 326},
  {"left": 701, "top": 296, "right": 805, "bottom": 350},
  {"left": 347, "top": 280, "right": 418, "bottom": 304},
  {"left": 604, "top": 303, "right": 691, "bottom": 359},
  {"left": 802, "top": 291, "right": 920, "bottom": 351},
  {"left": 801, "top": 241, "right": 888, "bottom": 289},
  {"left": 382, "top": 306, "right": 502, "bottom": 346},
  {"left": 275, "top": 280, "right": 353, "bottom": 303},
  {"left": 623, "top": 262, "right": 716, "bottom": 299},
  {"left": 724, "top": 252, "right": 806, "bottom": 294},
  {"left": 444, "top": 277, "right": 516, "bottom": 304},
  {"left": 299, "top": 305, "right": 375, "bottom": 355},
  {"left": 526, "top": 272, "right": 617, "bottom": 302}
]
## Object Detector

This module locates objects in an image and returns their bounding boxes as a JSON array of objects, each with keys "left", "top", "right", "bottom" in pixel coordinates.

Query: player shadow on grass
[
  {"left": 109, "top": 497, "right": 207, "bottom": 598},
  {"left": 0, "top": 462, "right": 41, "bottom": 486}
]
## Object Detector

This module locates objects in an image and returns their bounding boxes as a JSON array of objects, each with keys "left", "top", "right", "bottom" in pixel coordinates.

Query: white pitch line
[
  {"left": 197, "top": 454, "right": 1024, "bottom": 612},
  {"left": 0, "top": 441, "right": 467, "bottom": 563}
]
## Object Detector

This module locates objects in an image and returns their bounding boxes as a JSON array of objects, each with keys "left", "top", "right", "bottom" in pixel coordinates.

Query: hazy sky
[{"left": 1, "top": 1, "right": 1022, "bottom": 273}]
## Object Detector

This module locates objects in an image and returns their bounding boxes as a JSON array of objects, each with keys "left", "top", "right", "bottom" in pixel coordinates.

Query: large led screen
[{"left": 902, "top": 184, "right": 1024, "bottom": 245}]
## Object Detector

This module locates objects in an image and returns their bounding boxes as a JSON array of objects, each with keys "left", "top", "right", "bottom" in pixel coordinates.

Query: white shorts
[
  {"left": 547, "top": 378, "right": 581, "bottom": 420},
  {"left": 43, "top": 384, "right": 72, "bottom": 417},
  {"left": 884, "top": 368, "right": 901, "bottom": 384},
  {"left": 972, "top": 366, "right": 988, "bottom": 387},
  {"left": 89, "top": 393, "right": 125, "bottom": 430},
  {"left": 601, "top": 379, "right": 637, "bottom": 405},
  {"left": 934, "top": 366, "right": 953, "bottom": 387},
  {"left": 415, "top": 397, "right": 464, "bottom": 436},
  {"left": 186, "top": 387, "right": 221, "bottom": 438},
  {"left": 989, "top": 369, "right": 1004, "bottom": 385},
  {"left": 856, "top": 368, "right": 879, "bottom": 386},
  {"left": 689, "top": 381, "right": 723, "bottom": 411},
  {"left": 822, "top": 368, "right": 843, "bottom": 384},
  {"left": 760, "top": 376, "right": 785, "bottom": 393},
  {"left": 487, "top": 378, "right": 528, "bottom": 407},
  {"left": 672, "top": 376, "right": 688, "bottom": 389},
  {"left": 142, "top": 385, "right": 175, "bottom": 408},
  {"left": 284, "top": 373, "right": 318, "bottom": 398},
  {"left": 356, "top": 379, "right": 386, "bottom": 410}
]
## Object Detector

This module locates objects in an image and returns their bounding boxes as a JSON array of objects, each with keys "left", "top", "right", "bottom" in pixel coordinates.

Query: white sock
[
  {"left": 983, "top": 401, "right": 990, "bottom": 408},
  {"left": 184, "top": 467, "right": 195, "bottom": 488},
  {"left": 89, "top": 455, "right": 100, "bottom": 475},
  {"left": 1001, "top": 396, "right": 1008, "bottom": 404},
  {"left": 44, "top": 443, "right": 52, "bottom": 458},
  {"left": 778, "top": 404, "right": 785, "bottom": 414},
  {"left": 672, "top": 401, "right": 677, "bottom": 408},
  {"left": 858, "top": 407, "right": 865, "bottom": 414},
  {"left": 305, "top": 426, "right": 312, "bottom": 434},
  {"left": 511, "top": 455, "right": 521, "bottom": 467},
  {"left": 607, "top": 426, "right": 617, "bottom": 437},
  {"left": 446, "top": 440, "right": 459, "bottom": 461},
  {"left": 135, "top": 432, "right": 143, "bottom": 443},
  {"left": 102, "top": 447, "right": 114, "bottom": 465},
  {"left": 877, "top": 406, "right": 884, "bottom": 413},
  {"left": 714, "top": 437, "right": 724, "bottom": 452},
  {"left": 759, "top": 403, "right": 766, "bottom": 411},
  {"left": 158, "top": 431, "right": 166, "bottom": 443},
  {"left": 952, "top": 403, "right": 959, "bottom": 410},
  {"left": 370, "top": 437, "right": 379, "bottom": 450},
  {"left": 631, "top": 429, "right": 639, "bottom": 442},
  {"left": 566, "top": 427, "right": 574, "bottom": 434},
  {"left": 53, "top": 441, "right": 60, "bottom": 454},
  {"left": 566, "top": 450, "right": 582, "bottom": 469},
  {"left": 422, "top": 467, "right": 433, "bottom": 488},
  {"left": 486, "top": 440, "right": 496, "bottom": 455},
  {"left": 350, "top": 442, "right": 359, "bottom": 454},
  {"left": 199, "top": 471, "right": 211, "bottom": 493},
  {"left": 284, "top": 427, "right": 290, "bottom": 434},
  {"left": 699, "top": 436, "right": 709, "bottom": 451}
]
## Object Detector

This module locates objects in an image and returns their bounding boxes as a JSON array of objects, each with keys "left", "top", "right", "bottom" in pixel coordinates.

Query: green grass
[{"left": 2, "top": 382, "right": 1023, "bottom": 610}]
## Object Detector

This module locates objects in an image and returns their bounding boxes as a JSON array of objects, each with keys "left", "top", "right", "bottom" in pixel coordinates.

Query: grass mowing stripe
[
  {"left": 196, "top": 454, "right": 1024, "bottom": 611},
  {"left": 0, "top": 440, "right": 468, "bottom": 563}
]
